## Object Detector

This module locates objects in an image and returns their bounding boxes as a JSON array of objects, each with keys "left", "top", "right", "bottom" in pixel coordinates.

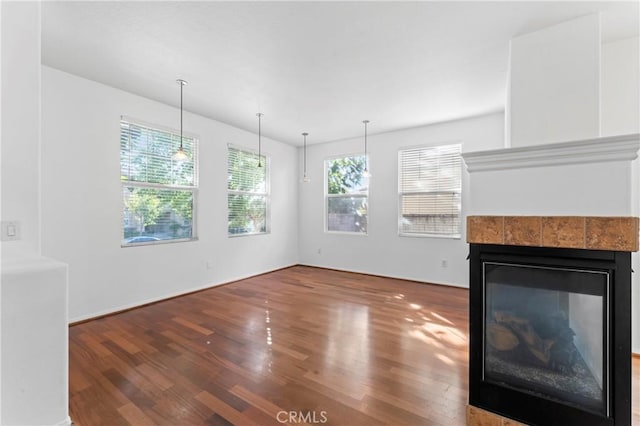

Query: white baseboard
[{"left": 53, "top": 415, "right": 72, "bottom": 426}]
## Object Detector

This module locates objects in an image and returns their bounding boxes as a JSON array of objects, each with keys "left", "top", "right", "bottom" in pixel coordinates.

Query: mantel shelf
[{"left": 462, "top": 133, "right": 640, "bottom": 172}]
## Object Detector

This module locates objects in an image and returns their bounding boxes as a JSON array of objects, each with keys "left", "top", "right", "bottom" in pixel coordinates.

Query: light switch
[{"left": 1, "top": 221, "right": 21, "bottom": 241}]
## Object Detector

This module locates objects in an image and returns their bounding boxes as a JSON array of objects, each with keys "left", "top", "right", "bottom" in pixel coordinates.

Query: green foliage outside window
[
  {"left": 327, "top": 156, "right": 365, "bottom": 194},
  {"left": 325, "top": 155, "right": 368, "bottom": 233},
  {"left": 120, "top": 121, "right": 197, "bottom": 244},
  {"left": 227, "top": 147, "right": 269, "bottom": 235}
]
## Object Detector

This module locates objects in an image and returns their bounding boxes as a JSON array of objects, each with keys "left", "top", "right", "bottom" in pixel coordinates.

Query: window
[
  {"left": 227, "top": 146, "right": 270, "bottom": 236},
  {"left": 398, "top": 144, "right": 461, "bottom": 237},
  {"left": 325, "top": 155, "right": 368, "bottom": 233},
  {"left": 120, "top": 119, "right": 198, "bottom": 245}
]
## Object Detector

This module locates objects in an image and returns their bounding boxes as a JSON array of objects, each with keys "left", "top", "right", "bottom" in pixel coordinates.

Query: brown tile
[
  {"left": 504, "top": 216, "right": 541, "bottom": 246},
  {"left": 586, "top": 217, "right": 639, "bottom": 252},
  {"left": 467, "top": 406, "right": 501, "bottom": 426},
  {"left": 502, "top": 419, "right": 529, "bottom": 426},
  {"left": 541, "top": 216, "right": 585, "bottom": 249},
  {"left": 467, "top": 216, "right": 503, "bottom": 244}
]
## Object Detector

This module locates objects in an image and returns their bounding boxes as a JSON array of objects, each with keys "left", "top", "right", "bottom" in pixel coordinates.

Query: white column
[
  {"left": 1, "top": 0, "right": 42, "bottom": 258},
  {"left": 1, "top": 2, "right": 70, "bottom": 424}
]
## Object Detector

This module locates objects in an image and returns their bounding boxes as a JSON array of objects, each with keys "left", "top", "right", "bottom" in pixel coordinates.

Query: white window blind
[
  {"left": 398, "top": 144, "right": 461, "bottom": 237},
  {"left": 120, "top": 119, "right": 198, "bottom": 245},
  {"left": 227, "top": 146, "right": 270, "bottom": 235},
  {"left": 325, "top": 155, "right": 368, "bottom": 234}
]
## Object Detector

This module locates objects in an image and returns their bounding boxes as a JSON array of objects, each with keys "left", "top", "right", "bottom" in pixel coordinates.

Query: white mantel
[{"left": 463, "top": 133, "right": 640, "bottom": 172}]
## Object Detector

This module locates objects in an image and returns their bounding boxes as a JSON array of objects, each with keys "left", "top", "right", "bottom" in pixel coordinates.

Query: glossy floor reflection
[{"left": 68, "top": 266, "right": 639, "bottom": 425}]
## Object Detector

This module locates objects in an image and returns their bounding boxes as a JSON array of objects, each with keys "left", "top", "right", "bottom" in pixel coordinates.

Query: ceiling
[{"left": 41, "top": 1, "right": 639, "bottom": 146}]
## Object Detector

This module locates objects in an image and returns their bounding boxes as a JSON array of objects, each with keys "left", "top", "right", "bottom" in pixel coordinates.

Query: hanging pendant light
[
  {"left": 256, "top": 112, "right": 264, "bottom": 168},
  {"left": 362, "top": 120, "right": 371, "bottom": 178},
  {"left": 302, "top": 132, "right": 310, "bottom": 183},
  {"left": 172, "top": 79, "right": 189, "bottom": 162}
]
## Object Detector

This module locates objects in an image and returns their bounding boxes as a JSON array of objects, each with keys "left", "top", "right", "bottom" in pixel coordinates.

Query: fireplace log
[
  {"left": 494, "top": 311, "right": 554, "bottom": 365},
  {"left": 486, "top": 322, "right": 520, "bottom": 351}
]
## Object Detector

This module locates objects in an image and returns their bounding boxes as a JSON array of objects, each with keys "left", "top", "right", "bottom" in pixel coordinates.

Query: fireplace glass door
[{"left": 483, "top": 262, "right": 608, "bottom": 416}]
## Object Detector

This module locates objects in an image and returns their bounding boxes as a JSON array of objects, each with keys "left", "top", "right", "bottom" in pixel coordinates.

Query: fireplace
[{"left": 467, "top": 216, "right": 637, "bottom": 426}]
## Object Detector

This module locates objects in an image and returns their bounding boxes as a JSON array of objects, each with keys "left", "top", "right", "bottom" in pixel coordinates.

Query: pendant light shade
[
  {"left": 362, "top": 120, "right": 371, "bottom": 178},
  {"left": 172, "top": 79, "right": 189, "bottom": 162},
  {"left": 256, "top": 112, "right": 264, "bottom": 168},
  {"left": 302, "top": 132, "right": 310, "bottom": 183}
]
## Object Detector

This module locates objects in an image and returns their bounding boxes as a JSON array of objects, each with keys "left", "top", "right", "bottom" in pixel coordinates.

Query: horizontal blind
[
  {"left": 120, "top": 120, "right": 197, "bottom": 186},
  {"left": 227, "top": 146, "right": 269, "bottom": 235},
  {"left": 227, "top": 146, "right": 267, "bottom": 193},
  {"left": 398, "top": 144, "right": 461, "bottom": 236},
  {"left": 120, "top": 119, "right": 198, "bottom": 245}
]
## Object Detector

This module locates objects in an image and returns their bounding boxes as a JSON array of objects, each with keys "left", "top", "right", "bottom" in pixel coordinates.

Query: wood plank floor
[{"left": 69, "top": 265, "right": 640, "bottom": 425}]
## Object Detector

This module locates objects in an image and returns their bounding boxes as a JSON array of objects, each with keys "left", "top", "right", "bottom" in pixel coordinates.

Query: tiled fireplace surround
[
  {"left": 465, "top": 215, "right": 639, "bottom": 425},
  {"left": 467, "top": 216, "right": 639, "bottom": 253}
]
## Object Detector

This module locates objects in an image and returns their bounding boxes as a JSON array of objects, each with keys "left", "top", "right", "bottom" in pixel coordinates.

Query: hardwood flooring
[{"left": 69, "top": 266, "right": 640, "bottom": 425}]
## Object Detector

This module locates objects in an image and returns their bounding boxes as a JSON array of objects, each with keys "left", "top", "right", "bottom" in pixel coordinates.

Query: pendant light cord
[
  {"left": 180, "top": 82, "right": 184, "bottom": 150},
  {"left": 363, "top": 120, "right": 370, "bottom": 172},
  {"left": 302, "top": 132, "right": 308, "bottom": 176},
  {"left": 173, "top": 79, "right": 188, "bottom": 161},
  {"left": 257, "top": 113, "right": 263, "bottom": 167}
]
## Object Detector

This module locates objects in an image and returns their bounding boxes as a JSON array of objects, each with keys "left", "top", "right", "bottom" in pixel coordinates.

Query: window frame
[
  {"left": 120, "top": 117, "right": 199, "bottom": 247},
  {"left": 324, "top": 153, "right": 369, "bottom": 235},
  {"left": 227, "top": 144, "right": 271, "bottom": 237},
  {"left": 397, "top": 142, "right": 462, "bottom": 239}
]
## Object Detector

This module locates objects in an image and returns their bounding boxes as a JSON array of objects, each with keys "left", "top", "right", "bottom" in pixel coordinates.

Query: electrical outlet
[
  {"left": 317, "top": 248, "right": 322, "bottom": 254},
  {"left": 206, "top": 260, "right": 213, "bottom": 269},
  {"left": 1, "top": 221, "right": 21, "bottom": 241},
  {"left": 441, "top": 259, "right": 448, "bottom": 268}
]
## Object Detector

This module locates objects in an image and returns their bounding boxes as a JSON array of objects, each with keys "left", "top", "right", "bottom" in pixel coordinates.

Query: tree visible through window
[
  {"left": 325, "top": 155, "right": 368, "bottom": 233},
  {"left": 227, "top": 146, "right": 269, "bottom": 236},
  {"left": 398, "top": 144, "right": 461, "bottom": 237},
  {"left": 120, "top": 120, "right": 198, "bottom": 245}
]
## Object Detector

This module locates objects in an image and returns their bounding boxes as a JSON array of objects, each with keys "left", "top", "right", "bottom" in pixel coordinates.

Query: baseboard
[
  {"left": 69, "top": 263, "right": 297, "bottom": 325},
  {"left": 297, "top": 262, "right": 469, "bottom": 290},
  {"left": 53, "top": 415, "right": 72, "bottom": 426}
]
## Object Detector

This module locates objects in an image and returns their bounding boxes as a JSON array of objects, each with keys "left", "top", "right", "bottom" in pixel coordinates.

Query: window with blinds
[
  {"left": 398, "top": 144, "right": 461, "bottom": 237},
  {"left": 325, "top": 155, "right": 368, "bottom": 234},
  {"left": 120, "top": 119, "right": 198, "bottom": 245},
  {"left": 227, "top": 146, "right": 270, "bottom": 236}
]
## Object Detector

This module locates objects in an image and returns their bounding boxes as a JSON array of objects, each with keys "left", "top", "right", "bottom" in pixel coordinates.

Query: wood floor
[{"left": 69, "top": 265, "right": 640, "bottom": 426}]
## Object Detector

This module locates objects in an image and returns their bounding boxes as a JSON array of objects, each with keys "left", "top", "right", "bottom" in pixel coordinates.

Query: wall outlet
[
  {"left": 317, "top": 248, "right": 322, "bottom": 254},
  {"left": 441, "top": 259, "right": 448, "bottom": 268},
  {"left": 206, "top": 260, "right": 213, "bottom": 269},
  {"left": 1, "top": 221, "right": 21, "bottom": 241}
]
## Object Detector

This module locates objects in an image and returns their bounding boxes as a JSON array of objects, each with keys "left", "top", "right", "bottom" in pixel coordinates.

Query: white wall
[
  {"left": 1, "top": 0, "right": 41, "bottom": 258},
  {"left": 601, "top": 37, "right": 640, "bottom": 136},
  {"left": 600, "top": 34, "right": 640, "bottom": 356},
  {"left": 41, "top": 66, "right": 298, "bottom": 322},
  {"left": 507, "top": 14, "right": 600, "bottom": 147},
  {"left": 297, "top": 112, "right": 504, "bottom": 287}
]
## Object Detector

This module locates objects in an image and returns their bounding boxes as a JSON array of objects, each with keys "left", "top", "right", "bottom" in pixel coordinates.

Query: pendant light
[
  {"left": 302, "top": 132, "right": 310, "bottom": 183},
  {"left": 256, "top": 112, "right": 264, "bottom": 168},
  {"left": 172, "top": 79, "right": 189, "bottom": 162},
  {"left": 362, "top": 120, "right": 371, "bottom": 178}
]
